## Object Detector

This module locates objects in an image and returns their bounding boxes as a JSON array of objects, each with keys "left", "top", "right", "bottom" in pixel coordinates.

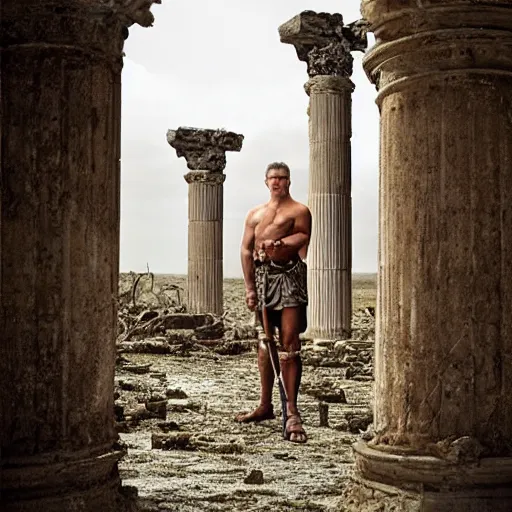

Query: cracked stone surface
[
  {"left": 279, "top": 11, "right": 369, "bottom": 77},
  {"left": 167, "top": 127, "right": 244, "bottom": 172},
  {"left": 115, "top": 274, "right": 377, "bottom": 511}
]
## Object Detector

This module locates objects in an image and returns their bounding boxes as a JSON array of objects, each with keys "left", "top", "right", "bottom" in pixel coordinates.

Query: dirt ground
[{"left": 116, "top": 274, "right": 376, "bottom": 512}]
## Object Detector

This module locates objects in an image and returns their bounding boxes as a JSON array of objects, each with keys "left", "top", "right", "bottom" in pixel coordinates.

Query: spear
[{"left": 258, "top": 248, "right": 289, "bottom": 439}]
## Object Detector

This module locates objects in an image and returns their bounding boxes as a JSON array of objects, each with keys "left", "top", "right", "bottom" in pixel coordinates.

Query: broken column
[
  {"left": 0, "top": 1, "right": 159, "bottom": 511},
  {"left": 279, "top": 12, "right": 367, "bottom": 341},
  {"left": 167, "top": 127, "right": 244, "bottom": 315},
  {"left": 350, "top": 1, "right": 512, "bottom": 510}
]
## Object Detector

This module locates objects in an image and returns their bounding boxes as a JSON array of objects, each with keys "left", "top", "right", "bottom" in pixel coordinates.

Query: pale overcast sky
[{"left": 120, "top": 0, "right": 379, "bottom": 277}]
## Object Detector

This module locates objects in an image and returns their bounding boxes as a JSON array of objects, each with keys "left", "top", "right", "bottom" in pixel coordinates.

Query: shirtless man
[{"left": 235, "top": 162, "right": 311, "bottom": 443}]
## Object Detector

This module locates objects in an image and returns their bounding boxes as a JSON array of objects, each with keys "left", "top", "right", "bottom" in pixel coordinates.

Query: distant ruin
[{"left": 167, "top": 127, "right": 244, "bottom": 316}]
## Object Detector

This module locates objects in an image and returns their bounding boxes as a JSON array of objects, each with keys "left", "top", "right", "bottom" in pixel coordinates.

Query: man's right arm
[{"left": 240, "top": 211, "right": 256, "bottom": 304}]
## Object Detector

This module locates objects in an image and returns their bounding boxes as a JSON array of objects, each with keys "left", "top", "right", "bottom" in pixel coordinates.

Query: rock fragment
[{"left": 244, "top": 469, "right": 264, "bottom": 485}]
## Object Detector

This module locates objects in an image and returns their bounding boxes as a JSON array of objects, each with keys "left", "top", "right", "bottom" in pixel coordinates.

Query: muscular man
[{"left": 235, "top": 161, "right": 312, "bottom": 443}]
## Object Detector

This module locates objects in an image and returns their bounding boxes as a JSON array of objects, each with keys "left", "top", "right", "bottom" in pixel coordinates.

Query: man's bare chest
[{"left": 253, "top": 207, "right": 295, "bottom": 238}]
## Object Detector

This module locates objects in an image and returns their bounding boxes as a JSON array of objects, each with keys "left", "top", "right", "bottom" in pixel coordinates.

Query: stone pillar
[
  {"left": 350, "top": 2, "right": 512, "bottom": 510},
  {"left": 279, "top": 12, "right": 368, "bottom": 341},
  {"left": 0, "top": 2, "right": 158, "bottom": 511},
  {"left": 167, "top": 127, "right": 244, "bottom": 315}
]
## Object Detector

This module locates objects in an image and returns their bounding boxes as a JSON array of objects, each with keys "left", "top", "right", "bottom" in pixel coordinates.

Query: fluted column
[
  {"left": 167, "top": 127, "right": 244, "bottom": 315},
  {"left": 306, "top": 76, "right": 354, "bottom": 341},
  {"left": 0, "top": 1, "right": 159, "bottom": 511},
  {"left": 279, "top": 12, "right": 368, "bottom": 341},
  {"left": 351, "top": 2, "right": 512, "bottom": 510},
  {"left": 185, "top": 171, "right": 225, "bottom": 315}
]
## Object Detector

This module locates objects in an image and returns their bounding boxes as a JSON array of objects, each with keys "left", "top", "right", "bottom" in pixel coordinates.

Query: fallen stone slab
[
  {"left": 167, "top": 399, "right": 203, "bottom": 413},
  {"left": 195, "top": 320, "right": 224, "bottom": 340},
  {"left": 145, "top": 400, "right": 167, "bottom": 419},
  {"left": 196, "top": 440, "right": 245, "bottom": 454},
  {"left": 116, "top": 379, "right": 143, "bottom": 392},
  {"left": 151, "top": 432, "right": 196, "bottom": 450},
  {"left": 166, "top": 387, "right": 188, "bottom": 399},
  {"left": 210, "top": 340, "right": 255, "bottom": 355},
  {"left": 125, "top": 404, "right": 161, "bottom": 421},
  {"left": 165, "top": 330, "right": 196, "bottom": 343},
  {"left": 163, "top": 314, "right": 211, "bottom": 330},
  {"left": 120, "top": 362, "right": 152, "bottom": 374},
  {"left": 157, "top": 420, "right": 180, "bottom": 432},
  {"left": 118, "top": 340, "right": 172, "bottom": 354}
]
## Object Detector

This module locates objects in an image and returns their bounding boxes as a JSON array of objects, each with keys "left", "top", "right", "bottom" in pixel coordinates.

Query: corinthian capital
[
  {"left": 167, "top": 127, "right": 244, "bottom": 173},
  {"left": 279, "top": 11, "right": 369, "bottom": 78}
]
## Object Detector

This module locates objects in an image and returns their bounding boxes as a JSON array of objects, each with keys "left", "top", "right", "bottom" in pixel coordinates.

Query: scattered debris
[
  {"left": 244, "top": 469, "right": 264, "bottom": 485},
  {"left": 115, "top": 273, "right": 376, "bottom": 510},
  {"left": 346, "top": 410, "right": 373, "bottom": 434},
  {"left": 319, "top": 402, "right": 329, "bottom": 427},
  {"left": 151, "top": 432, "right": 195, "bottom": 450}
]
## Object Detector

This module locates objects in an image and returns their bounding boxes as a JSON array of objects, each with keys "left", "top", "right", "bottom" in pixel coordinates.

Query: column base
[
  {"left": 347, "top": 441, "right": 512, "bottom": 512},
  {"left": 305, "top": 331, "right": 352, "bottom": 344},
  {"left": 1, "top": 447, "right": 135, "bottom": 512}
]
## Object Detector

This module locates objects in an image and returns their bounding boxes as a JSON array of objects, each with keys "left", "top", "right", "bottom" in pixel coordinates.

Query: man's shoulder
[
  {"left": 248, "top": 202, "right": 267, "bottom": 214},
  {"left": 291, "top": 200, "right": 311, "bottom": 216},
  {"left": 246, "top": 203, "right": 267, "bottom": 224}
]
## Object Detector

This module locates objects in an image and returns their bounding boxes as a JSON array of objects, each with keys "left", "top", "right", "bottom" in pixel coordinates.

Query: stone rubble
[{"left": 113, "top": 274, "right": 376, "bottom": 511}]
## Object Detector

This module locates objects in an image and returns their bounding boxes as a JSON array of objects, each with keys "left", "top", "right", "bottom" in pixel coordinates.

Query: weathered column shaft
[
  {"left": 186, "top": 172, "right": 225, "bottom": 315},
  {"left": 167, "top": 127, "right": 243, "bottom": 315},
  {"left": 0, "top": 1, "right": 158, "bottom": 510},
  {"left": 279, "top": 12, "right": 367, "bottom": 341},
  {"left": 307, "top": 76, "right": 353, "bottom": 340},
  {"left": 374, "top": 80, "right": 512, "bottom": 445},
  {"left": 351, "top": 2, "right": 512, "bottom": 510}
]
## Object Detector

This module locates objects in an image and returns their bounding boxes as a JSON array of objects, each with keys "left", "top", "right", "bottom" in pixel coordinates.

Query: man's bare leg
[
  {"left": 235, "top": 325, "right": 275, "bottom": 423},
  {"left": 280, "top": 307, "right": 307, "bottom": 443}
]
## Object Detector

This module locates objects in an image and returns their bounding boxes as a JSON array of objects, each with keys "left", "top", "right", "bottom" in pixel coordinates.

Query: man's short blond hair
[{"left": 265, "top": 162, "right": 290, "bottom": 178}]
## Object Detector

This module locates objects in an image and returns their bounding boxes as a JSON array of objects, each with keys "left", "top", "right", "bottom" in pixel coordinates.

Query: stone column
[
  {"left": 279, "top": 12, "right": 368, "bottom": 341},
  {"left": 350, "top": 2, "right": 512, "bottom": 510},
  {"left": 0, "top": 2, "right": 158, "bottom": 511},
  {"left": 167, "top": 127, "right": 244, "bottom": 315}
]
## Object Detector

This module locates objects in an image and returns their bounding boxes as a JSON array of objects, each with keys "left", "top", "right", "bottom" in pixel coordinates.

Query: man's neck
[{"left": 269, "top": 194, "right": 291, "bottom": 208}]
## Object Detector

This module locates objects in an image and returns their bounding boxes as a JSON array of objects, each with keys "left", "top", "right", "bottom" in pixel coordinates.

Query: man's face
[{"left": 265, "top": 168, "right": 290, "bottom": 197}]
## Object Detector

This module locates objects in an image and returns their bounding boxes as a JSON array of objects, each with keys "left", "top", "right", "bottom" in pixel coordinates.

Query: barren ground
[{"left": 116, "top": 274, "right": 376, "bottom": 512}]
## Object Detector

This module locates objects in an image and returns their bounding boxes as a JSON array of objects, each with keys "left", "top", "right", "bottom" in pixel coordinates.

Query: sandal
[{"left": 285, "top": 413, "right": 307, "bottom": 443}]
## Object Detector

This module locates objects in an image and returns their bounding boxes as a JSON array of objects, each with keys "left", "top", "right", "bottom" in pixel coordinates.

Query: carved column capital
[
  {"left": 362, "top": 0, "right": 512, "bottom": 97},
  {"left": 0, "top": 1, "right": 160, "bottom": 66},
  {"left": 0, "top": 1, "right": 160, "bottom": 61},
  {"left": 167, "top": 127, "right": 244, "bottom": 173},
  {"left": 279, "top": 11, "right": 369, "bottom": 78},
  {"left": 184, "top": 172, "right": 226, "bottom": 185},
  {"left": 362, "top": 0, "right": 512, "bottom": 40}
]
